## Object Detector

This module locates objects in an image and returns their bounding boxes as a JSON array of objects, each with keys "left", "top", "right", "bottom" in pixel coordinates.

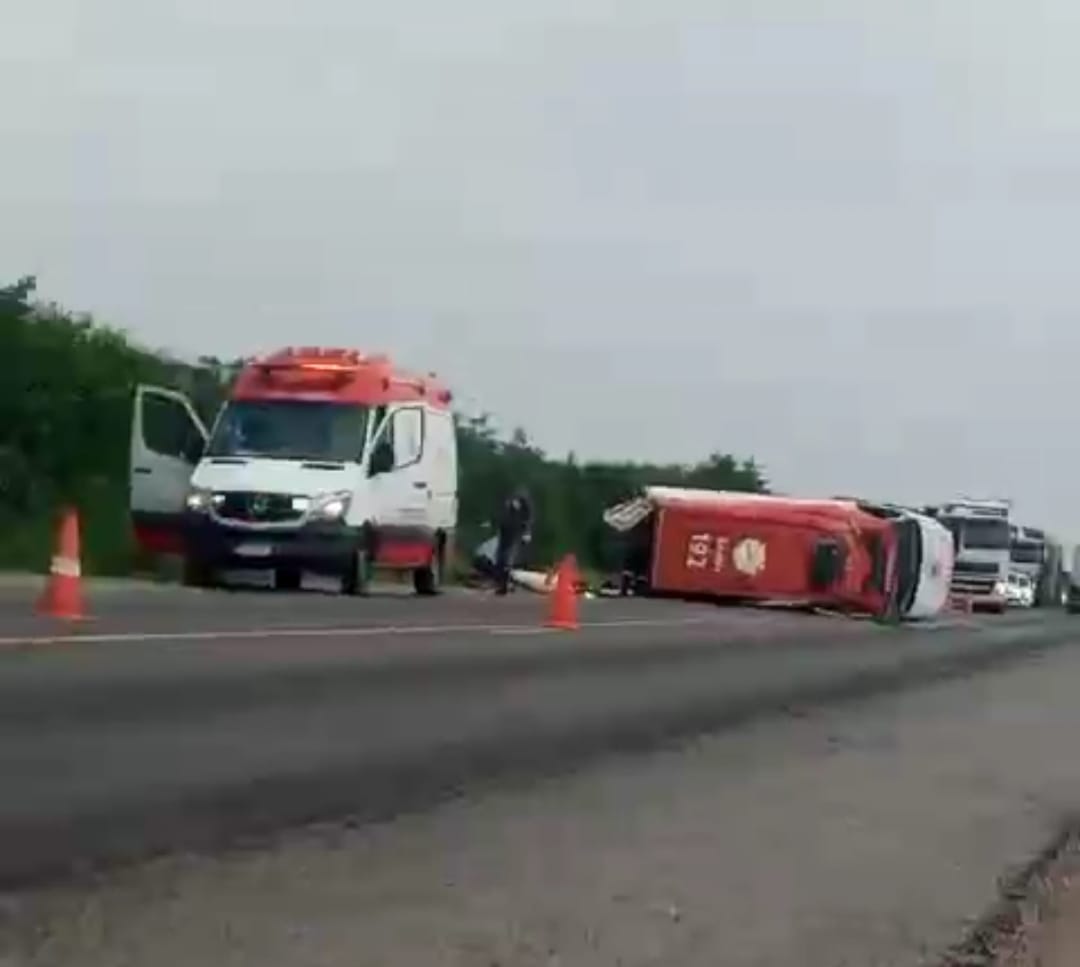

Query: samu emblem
[{"left": 732, "top": 537, "right": 767, "bottom": 576}]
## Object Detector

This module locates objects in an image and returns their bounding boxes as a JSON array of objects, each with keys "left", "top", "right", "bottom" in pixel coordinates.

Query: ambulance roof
[
  {"left": 603, "top": 486, "right": 895, "bottom": 533},
  {"left": 231, "top": 347, "right": 452, "bottom": 408},
  {"left": 643, "top": 487, "right": 863, "bottom": 513}
]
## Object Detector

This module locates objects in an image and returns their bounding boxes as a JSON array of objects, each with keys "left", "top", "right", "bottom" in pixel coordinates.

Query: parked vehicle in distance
[
  {"left": 603, "top": 488, "right": 954, "bottom": 620},
  {"left": 1009, "top": 524, "right": 1066, "bottom": 607},
  {"left": 925, "top": 499, "right": 1011, "bottom": 613},
  {"left": 1067, "top": 547, "right": 1080, "bottom": 614},
  {"left": 129, "top": 347, "right": 458, "bottom": 595},
  {"left": 1004, "top": 572, "right": 1035, "bottom": 608},
  {"left": 1037, "top": 537, "right": 1066, "bottom": 607}
]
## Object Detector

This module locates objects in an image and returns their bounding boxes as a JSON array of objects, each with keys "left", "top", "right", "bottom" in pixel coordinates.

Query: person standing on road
[{"left": 494, "top": 488, "right": 533, "bottom": 595}]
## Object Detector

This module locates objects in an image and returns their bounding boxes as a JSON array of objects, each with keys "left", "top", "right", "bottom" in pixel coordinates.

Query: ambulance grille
[{"left": 217, "top": 492, "right": 303, "bottom": 524}]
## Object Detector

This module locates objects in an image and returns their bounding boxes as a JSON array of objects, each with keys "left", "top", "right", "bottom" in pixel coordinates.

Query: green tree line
[{"left": 0, "top": 277, "right": 767, "bottom": 576}]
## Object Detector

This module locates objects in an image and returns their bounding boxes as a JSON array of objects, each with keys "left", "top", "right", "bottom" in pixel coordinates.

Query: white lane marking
[
  {"left": 488, "top": 628, "right": 558, "bottom": 637},
  {"left": 0, "top": 617, "right": 711, "bottom": 648}
]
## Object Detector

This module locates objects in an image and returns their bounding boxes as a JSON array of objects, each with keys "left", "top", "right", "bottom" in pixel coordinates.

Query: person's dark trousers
[{"left": 494, "top": 532, "right": 521, "bottom": 595}]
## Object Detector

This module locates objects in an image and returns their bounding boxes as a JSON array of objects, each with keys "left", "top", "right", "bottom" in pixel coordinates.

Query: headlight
[
  {"left": 308, "top": 491, "right": 351, "bottom": 521},
  {"left": 993, "top": 581, "right": 1007, "bottom": 597},
  {"left": 185, "top": 487, "right": 222, "bottom": 513}
]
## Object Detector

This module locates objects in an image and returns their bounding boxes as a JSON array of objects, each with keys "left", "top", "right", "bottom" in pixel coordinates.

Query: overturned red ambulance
[{"left": 603, "top": 487, "right": 954, "bottom": 620}]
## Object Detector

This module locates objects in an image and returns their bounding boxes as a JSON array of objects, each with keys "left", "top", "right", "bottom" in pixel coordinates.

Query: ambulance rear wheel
[{"left": 414, "top": 543, "right": 443, "bottom": 597}]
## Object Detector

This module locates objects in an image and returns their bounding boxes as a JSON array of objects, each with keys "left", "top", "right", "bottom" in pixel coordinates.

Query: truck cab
[
  {"left": 1009, "top": 525, "right": 1045, "bottom": 586},
  {"left": 129, "top": 348, "right": 458, "bottom": 594},
  {"left": 1037, "top": 540, "right": 1065, "bottom": 608},
  {"left": 931, "top": 499, "right": 1011, "bottom": 613},
  {"left": 1008, "top": 524, "right": 1065, "bottom": 607}
]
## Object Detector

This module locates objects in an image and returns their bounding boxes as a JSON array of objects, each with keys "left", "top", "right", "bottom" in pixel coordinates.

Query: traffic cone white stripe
[{"left": 50, "top": 556, "right": 81, "bottom": 579}]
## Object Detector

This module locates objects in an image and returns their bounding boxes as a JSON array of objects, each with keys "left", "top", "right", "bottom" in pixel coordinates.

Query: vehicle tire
[
  {"left": 181, "top": 555, "right": 215, "bottom": 589},
  {"left": 342, "top": 546, "right": 371, "bottom": 597},
  {"left": 414, "top": 541, "right": 443, "bottom": 597},
  {"left": 274, "top": 567, "right": 302, "bottom": 592}
]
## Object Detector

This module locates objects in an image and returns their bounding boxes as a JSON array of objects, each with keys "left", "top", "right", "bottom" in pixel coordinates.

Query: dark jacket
[{"left": 497, "top": 492, "right": 533, "bottom": 541}]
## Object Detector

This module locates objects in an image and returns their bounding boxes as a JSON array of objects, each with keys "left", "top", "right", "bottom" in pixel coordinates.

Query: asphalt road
[{"left": 0, "top": 579, "right": 1075, "bottom": 892}]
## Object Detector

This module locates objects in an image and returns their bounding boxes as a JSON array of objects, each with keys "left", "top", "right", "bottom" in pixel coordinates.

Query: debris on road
[{"left": 471, "top": 536, "right": 592, "bottom": 597}]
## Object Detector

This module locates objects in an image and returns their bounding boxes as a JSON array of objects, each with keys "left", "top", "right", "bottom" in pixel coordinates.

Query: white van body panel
[
  {"left": 129, "top": 385, "right": 209, "bottom": 550},
  {"left": 905, "top": 513, "right": 954, "bottom": 620},
  {"left": 361, "top": 403, "right": 457, "bottom": 537},
  {"left": 425, "top": 408, "right": 459, "bottom": 531}
]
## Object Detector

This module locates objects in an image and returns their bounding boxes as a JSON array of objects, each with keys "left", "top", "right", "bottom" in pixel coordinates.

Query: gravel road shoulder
[
  {"left": 942, "top": 826, "right": 1080, "bottom": 967},
  {"left": 1010, "top": 866, "right": 1080, "bottom": 967}
]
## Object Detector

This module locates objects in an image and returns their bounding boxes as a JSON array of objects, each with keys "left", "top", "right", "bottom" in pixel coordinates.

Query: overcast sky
[{"left": 4, "top": 0, "right": 1080, "bottom": 536}]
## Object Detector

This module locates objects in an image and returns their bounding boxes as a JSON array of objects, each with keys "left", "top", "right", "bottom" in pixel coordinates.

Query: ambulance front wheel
[
  {"left": 274, "top": 567, "right": 302, "bottom": 592},
  {"left": 342, "top": 546, "right": 372, "bottom": 597},
  {"left": 181, "top": 554, "right": 216, "bottom": 589}
]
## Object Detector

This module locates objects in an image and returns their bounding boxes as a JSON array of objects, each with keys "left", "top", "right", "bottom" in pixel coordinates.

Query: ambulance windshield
[{"left": 206, "top": 400, "right": 370, "bottom": 463}]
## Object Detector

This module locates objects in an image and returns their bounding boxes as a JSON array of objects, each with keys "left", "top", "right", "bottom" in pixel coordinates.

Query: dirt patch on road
[{"left": 941, "top": 819, "right": 1080, "bottom": 966}]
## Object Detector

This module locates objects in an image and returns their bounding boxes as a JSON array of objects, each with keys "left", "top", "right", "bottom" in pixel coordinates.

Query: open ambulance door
[{"left": 129, "top": 385, "right": 209, "bottom": 555}]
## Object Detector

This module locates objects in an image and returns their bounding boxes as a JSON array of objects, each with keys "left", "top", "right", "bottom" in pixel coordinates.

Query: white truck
[
  {"left": 927, "top": 498, "right": 1012, "bottom": 613},
  {"left": 1009, "top": 524, "right": 1065, "bottom": 607}
]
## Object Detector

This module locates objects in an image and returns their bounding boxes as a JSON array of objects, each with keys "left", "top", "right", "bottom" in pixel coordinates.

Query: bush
[{"left": 0, "top": 277, "right": 768, "bottom": 575}]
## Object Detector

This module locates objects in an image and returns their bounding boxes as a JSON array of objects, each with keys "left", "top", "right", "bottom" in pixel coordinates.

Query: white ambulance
[{"left": 129, "top": 348, "right": 458, "bottom": 595}]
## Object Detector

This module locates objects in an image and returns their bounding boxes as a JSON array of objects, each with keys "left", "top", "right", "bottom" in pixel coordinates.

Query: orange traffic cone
[
  {"left": 36, "top": 508, "right": 86, "bottom": 620},
  {"left": 545, "top": 555, "right": 580, "bottom": 631}
]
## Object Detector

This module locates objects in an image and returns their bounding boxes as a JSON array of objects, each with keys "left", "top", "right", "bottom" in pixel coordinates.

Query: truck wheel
[
  {"left": 274, "top": 567, "right": 302, "bottom": 592},
  {"left": 342, "top": 547, "right": 371, "bottom": 597},
  {"left": 414, "top": 542, "right": 443, "bottom": 596},
  {"left": 182, "top": 555, "right": 215, "bottom": 589}
]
